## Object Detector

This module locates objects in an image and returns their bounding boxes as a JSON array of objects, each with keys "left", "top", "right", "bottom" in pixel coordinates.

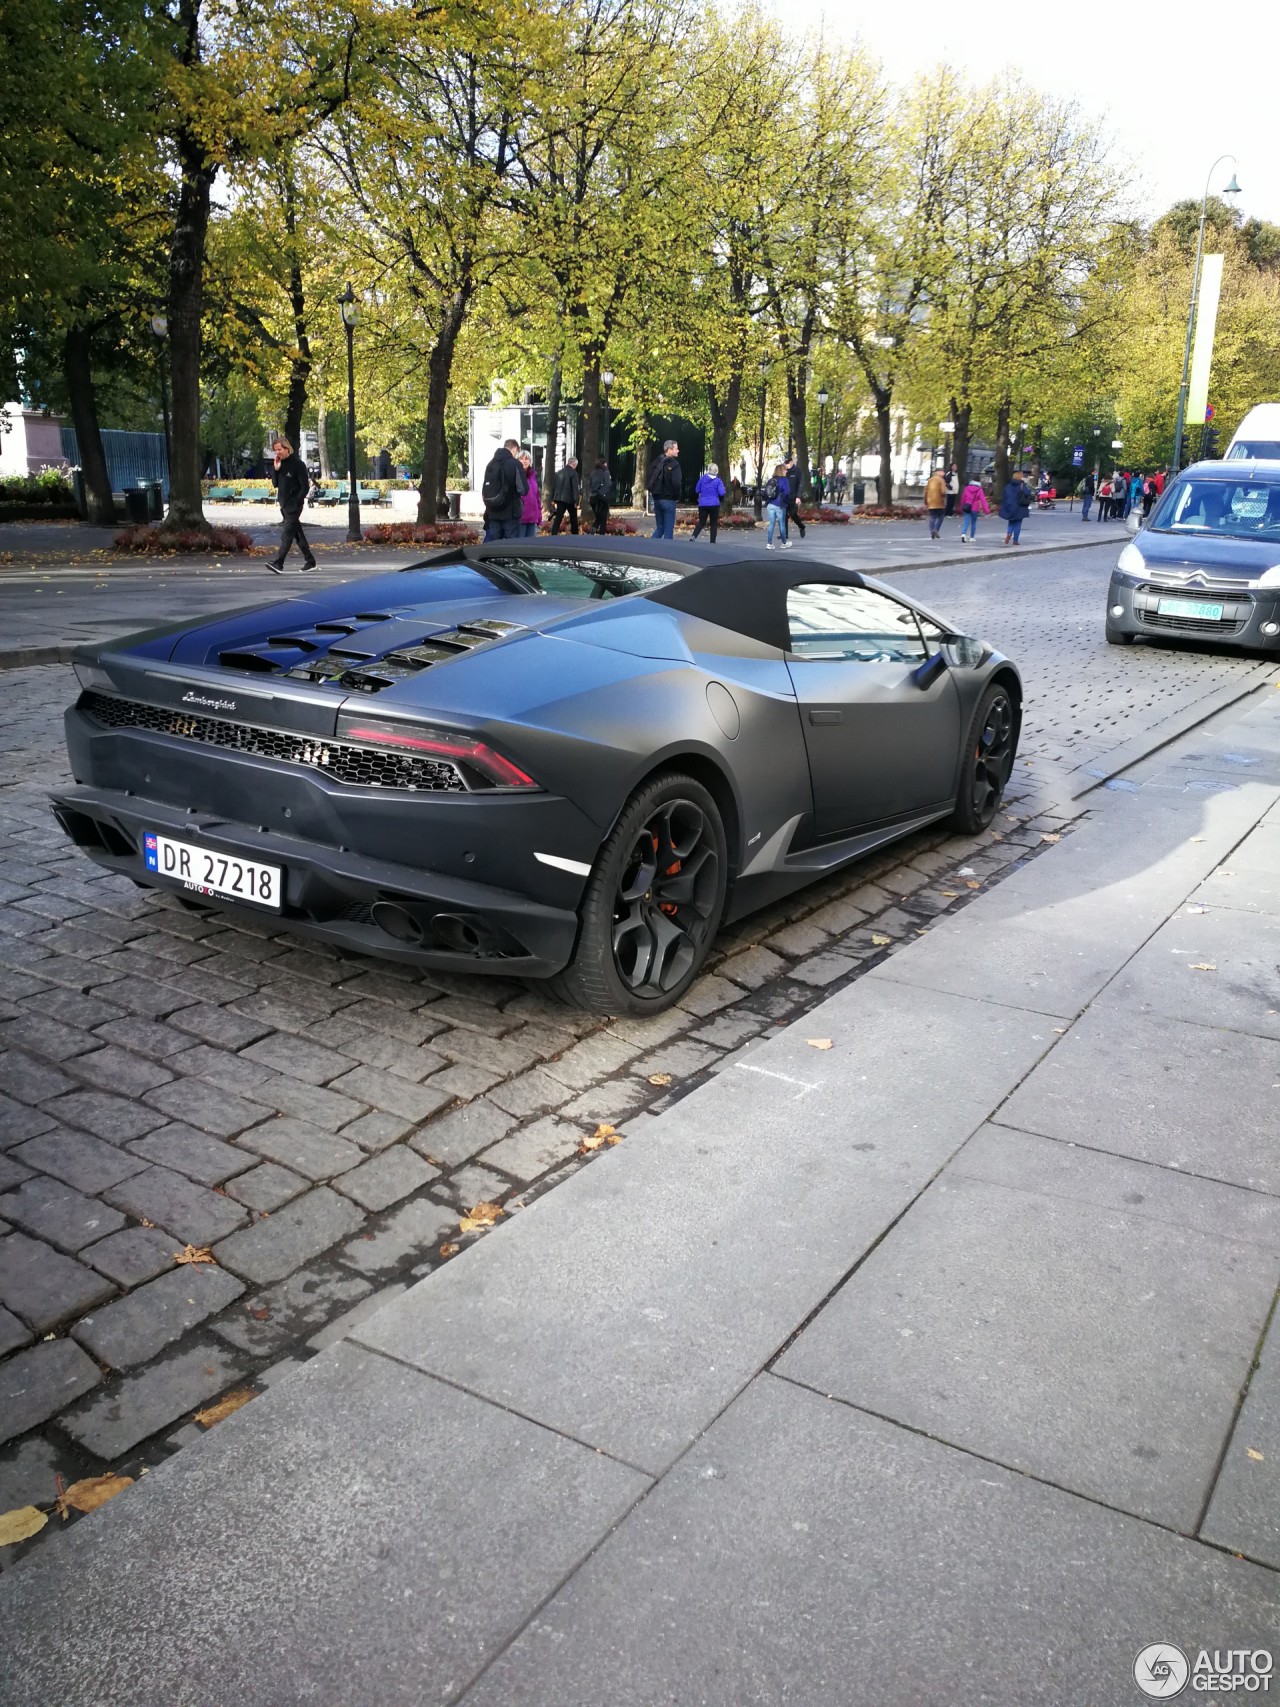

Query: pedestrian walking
[
  {"left": 691, "top": 463, "right": 726, "bottom": 542},
  {"left": 588, "top": 458, "right": 613, "bottom": 534},
  {"left": 783, "top": 457, "right": 807, "bottom": 539},
  {"left": 1096, "top": 477, "right": 1111, "bottom": 522},
  {"left": 999, "top": 470, "right": 1031, "bottom": 544},
  {"left": 1081, "top": 469, "right": 1095, "bottom": 522},
  {"left": 944, "top": 464, "right": 960, "bottom": 517},
  {"left": 925, "top": 466, "right": 948, "bottom": 539},
  {"left": 549, "top": 456, "right": 580, "bottom": 534},
  {"left": 1121, "top": 470, "right": 1135, "bottom": 521},
  {"left": 958, "top": 476, "right": 989, "bottom": 541},
  {"left": 764, "top": 464, "right": 792, "bottom": 549},
  {"left": 646, "top": 439, "right": 682, "bottom": 539},
  {"left": 481, "top": 437, "right": 526, "bottom": 542},
  {"left": 517, "top": 452, "right": 541, "bottom": 538},
  {"left": 265, "top": 436, "right": 317, "bottom": 573}
]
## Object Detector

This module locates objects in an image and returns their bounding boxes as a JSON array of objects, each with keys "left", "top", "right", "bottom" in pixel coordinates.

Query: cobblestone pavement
[{"left": 0, "top": 539, "right": 1274, "bottom": 1562}]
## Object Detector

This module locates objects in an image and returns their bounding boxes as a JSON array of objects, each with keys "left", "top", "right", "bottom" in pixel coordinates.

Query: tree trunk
[
  {"left": 62, "top": 323, "right": 114, "bottom": 525},
  {"left": 164, "top": 0, "right": 214, "bottom": 531},
  {"left": 580, "top": 361, "right": 602, "bottom": 471},
  {"left": 992, "top": 396, "right": 1012, "bottom": 501},
  {"left": 415, "top": 294, "right": 467, "bottom": 524},
  {"left": 316, "top": 395, "right": 331, "bottom": 478},
  {"left": 787, "top": 368, "right": 811, "bottom": 500},
  {"left": 707, "top": 374, "right": 741, "bottom": 508},
  {"left": 281, "top": 171, "right": 311, "bottom": 451},
  {"left": 873, "top": 388, "right": 893, "bottom": 507},
  {"left": 950, "top": 395, "right": 972, "bottom": 488}
]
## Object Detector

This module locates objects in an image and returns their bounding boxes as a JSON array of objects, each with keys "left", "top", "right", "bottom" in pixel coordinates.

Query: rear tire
[
  {"left": 548, "top": 772, "right": 728, "bottom": 1015},
  {"left": 951, "top": 681, "right": 1018, "bottom": 833}
]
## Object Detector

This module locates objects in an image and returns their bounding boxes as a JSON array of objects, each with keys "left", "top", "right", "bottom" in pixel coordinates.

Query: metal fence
[{"left": 60, "top": 428, "right": 168, "bottom": 499}]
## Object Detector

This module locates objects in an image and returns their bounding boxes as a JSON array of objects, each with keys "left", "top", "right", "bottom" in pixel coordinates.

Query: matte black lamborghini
[{"left": 52, "top": 540, "right": 1021, "bottom": 1014}]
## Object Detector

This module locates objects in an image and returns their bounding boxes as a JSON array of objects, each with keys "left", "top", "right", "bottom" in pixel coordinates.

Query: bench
[{"left": 206, "top": 486, "right": 238, "bottom": 502}]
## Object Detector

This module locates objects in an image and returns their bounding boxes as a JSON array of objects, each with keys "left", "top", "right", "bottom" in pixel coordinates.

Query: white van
[{"left": 1226, "top": 404, "right": 1280, "bottom": 460}]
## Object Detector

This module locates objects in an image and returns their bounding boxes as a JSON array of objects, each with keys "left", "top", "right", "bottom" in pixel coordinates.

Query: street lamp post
[
  {"left": 601, "top": 370, "right": 614, "bottom": 464},
  {"left": 338, "top": 284, "right": 361, "bottom": 543},
  {"left": 939, "top": 417, "right": 956, "bottom": 474},
  {"left": 150, "top": 315, "right": 170, "bottom": 495},
  {"left": 815, "top": 388, "right": 829, "bottom": 505},
  {"left": 754, "top": 359, "right": 767, "bottom": 521},
  {"left": 1172, "top": 157, "right": 1241, "bottom": 473}
]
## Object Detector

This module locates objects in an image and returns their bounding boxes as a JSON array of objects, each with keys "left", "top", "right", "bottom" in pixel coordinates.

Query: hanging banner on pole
[{"left": 1186, "top": 254, "right": 1225, "bottom": 438}]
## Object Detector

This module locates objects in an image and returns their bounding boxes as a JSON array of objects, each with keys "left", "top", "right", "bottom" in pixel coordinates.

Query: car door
[{"left": 785, "top": 582, "right": 963, "bottom": 838}]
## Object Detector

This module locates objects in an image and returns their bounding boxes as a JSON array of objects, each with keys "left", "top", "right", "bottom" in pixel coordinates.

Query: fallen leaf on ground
[
  {"left": 1040, "top": 832, "right": 1061, "bottom": 843},
  {"left": 965, "top": 880, "right": 981, "bottom": 890},
  {"left": 647, "top": 1072, "right": 673, "bottom": 1086},
  {"left": 173, "top": 1244, "right": 214, "bottom": 1265},
  {"left": 870, "top": 933, "right": 892, "bottom": 947},
  {"left": 249, "top": 1307, "right": 270, "bottom": 1320},
  {"left": 0, "top": 1506, "right": 47, "bottom": 1546},
  {"left": 578, "top": 1123, "right": 621, "bottom": 1153},
  {"left": 1247, "top": 1448, "right": 1265, "bottom": 1461},
  {"left": 939, "top": 890, "right": 959, "bottom": 898},
  {"left": 55, "top": 1474, "right": 133, "bottom": 1520},
  {"left": 438, "top": 1242, "right": 459, "bottom": 1258},
  {"left": 194, "top": 1389, "right": 255, "bottom": 1429},
  {"left": 806, "top": 1038, "right": 833, "bottom": 1050},
  {"left": 1189, "top": 963, "right": 1217, "bottom": 972},
  {"left": 459, "top": 1200, "right": 504, "bottom": 1233}
]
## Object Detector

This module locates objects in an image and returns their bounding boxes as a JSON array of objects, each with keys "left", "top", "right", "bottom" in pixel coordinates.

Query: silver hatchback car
[{"left": 1105, "top": 460, "right": 1280, "bottom": 651}]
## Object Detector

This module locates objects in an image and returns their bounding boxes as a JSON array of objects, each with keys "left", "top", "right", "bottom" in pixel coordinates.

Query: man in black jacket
[
  {"left": 647, "top": 439, "right": 682, "bottom": 539},
  {"left": 265, "top": 436, "right": 316, "bottom": 573},
  {"left": 549, "top": 457, "right": 581, "bottom": 534},
  {"left": 481, "top": 438, "right": 527, "bottom": 541}
]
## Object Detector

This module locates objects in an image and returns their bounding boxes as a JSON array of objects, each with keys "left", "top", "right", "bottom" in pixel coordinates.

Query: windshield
[
  {"left": 1149, "top": 477, "right": 1280, "bottom": 542},
  {"left": 478, "top": 556, "right": 683, "bottom": 600},
  {"left": 1226, "top": 440, "right": 1280, "bottom": 460}
]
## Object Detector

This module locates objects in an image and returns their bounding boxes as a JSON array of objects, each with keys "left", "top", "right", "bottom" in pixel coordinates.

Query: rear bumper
[
  {"left": 1106, "top": 574, "right": 1280, "bottom": 650},
  {"left": 51, "top": 786, "right": 583, "bottom": 977}
]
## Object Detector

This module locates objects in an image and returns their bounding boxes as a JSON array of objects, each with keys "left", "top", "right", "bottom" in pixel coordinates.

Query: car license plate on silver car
[
  {"left": 1157, "top": 596, "right": 1224, "bottom": 621},
  {"left": 144, "top": 833, "right": 281, "bottom": 909}
]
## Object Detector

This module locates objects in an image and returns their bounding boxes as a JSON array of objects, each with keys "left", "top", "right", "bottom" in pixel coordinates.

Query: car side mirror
[{"left": 912, "top": 652, "right": 949, "bottom": 690}]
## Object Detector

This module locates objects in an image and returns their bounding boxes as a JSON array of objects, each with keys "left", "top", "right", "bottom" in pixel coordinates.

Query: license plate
[
  {"left": 1157, "top": 596, "right": 1224, "bottom": 621},
  {"left": 144, "top": 833, "right": 281, "bottom": 910}
]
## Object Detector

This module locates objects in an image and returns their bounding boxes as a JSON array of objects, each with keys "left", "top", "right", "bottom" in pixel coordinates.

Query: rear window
[
  {"left": 479, "top": 556, "right": 683, "bottom": 600},
  {"left": 1151, "top": 478, "right": 1280, "bottom": 542}
]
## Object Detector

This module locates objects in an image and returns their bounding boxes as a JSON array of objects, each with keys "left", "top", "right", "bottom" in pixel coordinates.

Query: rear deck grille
[{"left": 80, "top": 693, "right": 466, "bottom": 793}]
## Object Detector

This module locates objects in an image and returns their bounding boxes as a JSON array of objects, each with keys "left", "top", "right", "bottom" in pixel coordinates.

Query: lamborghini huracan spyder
[{"left": 52, "top": 540, "right": 1021, "bottom": 1014}]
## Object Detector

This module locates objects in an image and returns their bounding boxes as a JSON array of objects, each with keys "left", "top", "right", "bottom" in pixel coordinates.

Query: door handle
[{"left": 808, "top": 709, "right": 843, "bottom": 725}]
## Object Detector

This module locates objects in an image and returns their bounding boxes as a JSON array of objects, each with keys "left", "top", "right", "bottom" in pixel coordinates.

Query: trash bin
[
  {"left": 446, "top": 491, "right": 461, "bottom": 521},
  {"left": 146, "top": 481, "right": 164, "bottom": 522},
  {"left": 852, "top": 480, "right": 866, "bottom": 506},
  {"left": 124, "top": 486, "right": 149, "bottom": 525}
]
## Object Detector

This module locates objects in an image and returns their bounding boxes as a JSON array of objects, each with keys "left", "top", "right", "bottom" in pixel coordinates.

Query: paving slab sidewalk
[{"left": 3, "top": 691, "right": 1279, "bottom": 1706}]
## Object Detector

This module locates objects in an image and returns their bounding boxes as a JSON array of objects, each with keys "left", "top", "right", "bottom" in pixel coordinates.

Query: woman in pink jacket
[
  {"left": 958, "top": 476, "right": 990, "bottom": 542},
  {"left": 518, "top": 452, "right": 542, "bottom": 537}
]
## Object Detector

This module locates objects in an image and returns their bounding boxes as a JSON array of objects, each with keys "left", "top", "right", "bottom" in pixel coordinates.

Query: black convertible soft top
[{"left": 453, "top": 538, "right": 873, "bottom": 653}]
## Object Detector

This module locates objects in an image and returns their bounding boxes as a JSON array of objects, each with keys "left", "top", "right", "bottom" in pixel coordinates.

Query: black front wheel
[
  {"left": 549, "top": 772, "right": 728, "bottom": 1015},
  {"left": 952, "top": 682, "right": 1018, "bottom": 832}
]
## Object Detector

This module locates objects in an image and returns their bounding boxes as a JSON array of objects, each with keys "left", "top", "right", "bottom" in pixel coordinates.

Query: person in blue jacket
[
  {"left": 999, "top": 470, "right": 1031, "bottom": 545},
  {"left": 691, "top": 462, "right": 727, "bottom": 542}
]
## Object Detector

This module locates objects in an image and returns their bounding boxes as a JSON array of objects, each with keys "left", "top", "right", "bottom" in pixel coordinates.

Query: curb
[{"left": 0, "top": 644, "right": 78, "bottom": 671}]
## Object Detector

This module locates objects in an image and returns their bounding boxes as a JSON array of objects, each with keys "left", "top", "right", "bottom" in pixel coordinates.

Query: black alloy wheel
[
  {"left": 550, "top": 772, "right": 728, "bottom": 1015},
  {"left": 952, "top": 682, "right": 1018, "bottom": 832}
]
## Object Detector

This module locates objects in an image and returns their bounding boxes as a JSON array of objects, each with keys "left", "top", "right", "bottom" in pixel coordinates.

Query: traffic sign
[
  {"left": 1071, "top": 445, "right": 1084, "bottom": 467},
  {"left": 1205, "top": 404, "right": 1215, "bottom": 421}
]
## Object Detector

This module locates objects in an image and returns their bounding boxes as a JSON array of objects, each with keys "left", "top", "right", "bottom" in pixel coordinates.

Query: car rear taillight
[{"left": 336, "top": 716, "right": 538, "bottom": 790}]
